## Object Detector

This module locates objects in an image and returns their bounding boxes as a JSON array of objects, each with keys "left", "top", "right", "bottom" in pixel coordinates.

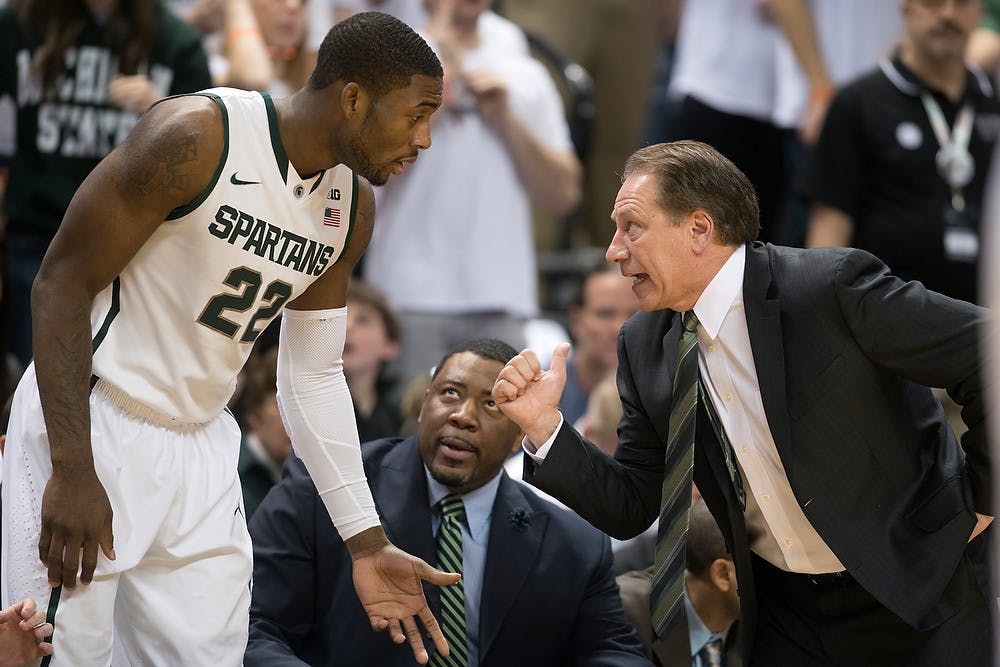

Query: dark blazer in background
[
  {"left": 526, "top": 243, "right": 990, "bottom": 663},
  {"left": 245, "top": 437, "right": 652, "bottom": 667}
]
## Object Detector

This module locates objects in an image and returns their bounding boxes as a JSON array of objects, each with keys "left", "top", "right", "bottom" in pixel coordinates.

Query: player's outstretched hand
[
  {"left": 349, "top": 532, "right": 461, "bottom": 664},
  {"left": 39, "top": 469, "right": 116, "bottom": 589},
  {"left": 0, "top": 599, "right": 54, "bottom": 667}
]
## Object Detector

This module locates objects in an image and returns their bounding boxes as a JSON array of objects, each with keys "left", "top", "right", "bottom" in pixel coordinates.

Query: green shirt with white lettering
[{"left": 0, "top": 3, "right": 212, "bottom": 237}]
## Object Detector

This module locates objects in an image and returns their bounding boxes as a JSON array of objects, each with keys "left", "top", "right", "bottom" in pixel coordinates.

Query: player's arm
[
  {"left": 31, "top": 96, "right": 224, "bottom": 589},
  {"left": 276, "top": 178, "right": 459, "bottom": 665}
]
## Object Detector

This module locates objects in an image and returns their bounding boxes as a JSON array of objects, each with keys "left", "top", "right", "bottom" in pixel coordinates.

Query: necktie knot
[
  {"left": 682, "top": 310, "right": 699, "bottom": 333},
  {"left": 438, "top": 496, "right": 466, "bottom": 523},
  {"left": 699, "top": 636, "right": 724, "bottom": 667}
]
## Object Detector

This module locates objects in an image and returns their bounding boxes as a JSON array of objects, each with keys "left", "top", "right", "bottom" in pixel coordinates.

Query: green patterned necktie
[
  {"left": 650, "top": 310, "right": 699, "bottom": 638},
  {"left": 431, "top": 496, "right": 468, "bottom": 667}
]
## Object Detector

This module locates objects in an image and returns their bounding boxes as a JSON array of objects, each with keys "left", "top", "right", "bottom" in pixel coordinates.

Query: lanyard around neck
[{"left": 921, "top": 91, "right": 975, "bottom": 211}]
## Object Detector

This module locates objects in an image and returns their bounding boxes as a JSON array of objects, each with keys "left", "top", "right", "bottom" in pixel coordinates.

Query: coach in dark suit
[
  {"left": 245, "top": 339, "right": 650, "bottom": 667},
  {"left": 492, "top": 141, "right": 993, "bottom": 665}
]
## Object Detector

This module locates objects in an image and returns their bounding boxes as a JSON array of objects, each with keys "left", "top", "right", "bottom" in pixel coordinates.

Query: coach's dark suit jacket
[
  {"left": 245, "top": 437, "right": 651, "bottom": 667},
  {"left": 526, "top": 243, "right": 990, "bottom": 664}
]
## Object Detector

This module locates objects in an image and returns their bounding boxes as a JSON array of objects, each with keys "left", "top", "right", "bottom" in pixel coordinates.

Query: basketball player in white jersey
[{"left": 1, "top": 11, "right": 457, "bottom": 666}]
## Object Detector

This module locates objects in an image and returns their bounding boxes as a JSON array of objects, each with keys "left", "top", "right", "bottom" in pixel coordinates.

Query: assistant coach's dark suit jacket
[
  {"left": 245, "top": 437, "right": 652, "bottom": 667},
  {"left": 526, "top": 243, "right": 990, "bottom": 664}
]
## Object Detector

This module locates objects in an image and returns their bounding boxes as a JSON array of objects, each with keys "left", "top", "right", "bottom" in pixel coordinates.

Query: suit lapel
[
  {"left": 374, "top": 439, "right": 439, "bottom": 607},
  {"left": 652, "top": 614, "right": 692, "bottom": 666},
  {"left": 478, "top": 477, "right": 547, "bottom": 661},
  {"left": 742, "top": 243, "right": 794, "bottom": 461}
]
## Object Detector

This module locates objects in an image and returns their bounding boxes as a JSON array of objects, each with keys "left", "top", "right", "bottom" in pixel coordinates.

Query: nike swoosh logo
[{"left": 230, "top": 172, "right": 260, "bottom": 186}]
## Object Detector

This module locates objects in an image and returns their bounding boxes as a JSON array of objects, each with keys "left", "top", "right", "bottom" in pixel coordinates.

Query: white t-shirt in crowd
[
  {"left": 363, "top": 18, "right": 568, "bottom": 318},
  {"left": 772, "top": 0, "right": 901, "bottom": 128}
]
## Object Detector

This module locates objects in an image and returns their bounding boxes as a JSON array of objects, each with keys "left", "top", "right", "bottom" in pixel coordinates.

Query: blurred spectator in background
[
  {"left": 643, "top": 0, "right": 683, "bottom": 147},
  {"left": 560, "top": 263, "right": 638, "bottom": 426},
  {"left": 967, "top": 0, "right": 1000, "bottom": 72},
  {"left": 772, "top": 0, "right": 901, "bottom": 145},
  {"left": 800, "top": 0, "right": 998, "bottom": 306},
  {"left": 499, "top": 0, "right": 659, "bottom": 249},
  {"left": 618, "top": 499, "right": 741, "bottom": 667},
  {"left": 345, "top": 280, "right": 403, "bottom": 442},
  {"left": 238, "top": 346, "right": 291, "bottom": 519},
  {"left": 0, "top": 0, "right": 211, "bottom": 366},
  {"left": 307, "top": 0, "right": 425, "bottom": 49},
  {"left": 364, "top": 0, "right": 581, "bottom": 386},
  {"left": 771, "top": 0, "right": 901, "bottom": 246},
  {"left": 666, "top": 0, "right": 832, "bottom": 245},
  {"left": 212, "top": 0, "right": 313, "bottom": 95}
]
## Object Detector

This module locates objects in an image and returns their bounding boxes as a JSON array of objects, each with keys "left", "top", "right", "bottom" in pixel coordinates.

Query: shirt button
[
  {"left": 785, "top": 539, "right": 793, "bottom": 547},
  {"left": 725, "top": 393, "right": 733, "bottom": 402},
  {"left": 762, "top": 493, "right": 771, "bottom": 501},
  {"left": 740, "top": 446, "right": 749, "bottom": 454},
  {"left": 708, "top": 342, "right": 716, "bottom": 352}
]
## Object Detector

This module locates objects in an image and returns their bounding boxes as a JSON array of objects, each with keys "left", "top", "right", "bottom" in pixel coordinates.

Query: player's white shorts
[{"left": 1, "top": 365, "right": 252, "bottom": 666}]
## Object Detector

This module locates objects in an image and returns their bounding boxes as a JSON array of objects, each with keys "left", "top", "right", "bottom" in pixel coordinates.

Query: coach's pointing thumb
[{"left": 549, "top": 343, "right": 571, "bottom": 383}]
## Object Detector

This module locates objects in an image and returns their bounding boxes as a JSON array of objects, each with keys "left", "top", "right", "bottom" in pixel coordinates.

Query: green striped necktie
[
  {"left": 650, "top": 310, "right": 699, "bottom": 638},
  {"left": 431, "top": 495, "right": 468, "bottom": 667}
]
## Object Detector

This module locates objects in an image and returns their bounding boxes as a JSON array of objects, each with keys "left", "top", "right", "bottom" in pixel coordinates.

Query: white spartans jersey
[{"left": 90, "top": 87, "right": 358, "bottom": 424}]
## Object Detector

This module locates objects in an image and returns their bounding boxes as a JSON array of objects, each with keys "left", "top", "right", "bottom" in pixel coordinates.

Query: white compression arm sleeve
[{"left": 276, "top": 306, "right": 381, "bottom": 541}]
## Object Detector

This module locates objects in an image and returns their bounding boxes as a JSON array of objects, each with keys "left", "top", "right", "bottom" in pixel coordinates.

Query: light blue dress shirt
[
  {"left": 685, "top": 595, "right": 730, "bottom": 667},
  {"left": 426, "top": 470, "right": 503, "bottom": 667}
]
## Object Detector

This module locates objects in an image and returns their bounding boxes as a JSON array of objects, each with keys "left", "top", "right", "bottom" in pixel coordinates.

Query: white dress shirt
[
  {"left": 527, "top": 245, "right": 844, "bottom": 574},
  {"left": 693, "top": 245, "right": 843, "bottom": 573}
]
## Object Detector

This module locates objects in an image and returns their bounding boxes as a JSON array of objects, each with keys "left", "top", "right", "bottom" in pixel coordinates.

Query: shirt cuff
[{"left": 521, "top": 413, "right": 564, "bottom": 464}]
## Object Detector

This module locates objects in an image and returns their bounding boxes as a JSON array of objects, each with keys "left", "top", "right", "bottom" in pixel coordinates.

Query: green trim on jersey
[
  {"left": 92, "top": 277, "right": 121, "bottom": 352},
  {"left": 308, "top": 172, "right": 327, "bottom": 194},
  {"left": 166, "top": 94, "right": 229, "bottom": 221},
  {"left": 340, "top": 172, "right": 360, "bottom": 263},
  {"left": 39, "top": 585, "right": 62, "bottom": 667},
  {"left": 262, "top": 93, "right": 290, "bottom": 184}
]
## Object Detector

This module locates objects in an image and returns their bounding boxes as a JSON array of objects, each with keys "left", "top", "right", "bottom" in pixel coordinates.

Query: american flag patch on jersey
[{"left": 324, "top": 207, "right": 341, "bottom": 227}]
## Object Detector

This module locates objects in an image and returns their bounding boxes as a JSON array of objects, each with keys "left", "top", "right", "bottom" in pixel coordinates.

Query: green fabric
[
  {"left": 982, "top": 0, "right": 1000, "bottom": 32},
  {"left": 0, "top": 3, "right": 212, "bottom": 237}
]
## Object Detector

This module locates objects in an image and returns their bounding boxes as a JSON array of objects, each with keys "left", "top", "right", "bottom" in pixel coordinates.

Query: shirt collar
[
  {"left": 684, "top": 595, "right": 730, "bottom": 659},
  {"left": 425, "top": 467, "right": 503, "bottom": 539},
  {"left": 881, "top": 54, "right": 994, "bottom": 100},
  {"left": 692, "top": 244, "right": 745, "bottom": 341}
]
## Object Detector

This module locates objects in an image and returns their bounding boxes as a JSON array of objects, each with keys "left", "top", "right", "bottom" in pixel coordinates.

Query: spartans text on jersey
[{"left": 208, "top": 205, "right": 336, "bottom": 276}]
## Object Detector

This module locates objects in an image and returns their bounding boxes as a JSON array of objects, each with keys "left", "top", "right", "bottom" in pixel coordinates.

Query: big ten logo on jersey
[
  {"left": 328, "top": 188, "right": 341, "bottom": 200},
  {"left": 207, "top": 204, "right": 336, "bottom": 277}
]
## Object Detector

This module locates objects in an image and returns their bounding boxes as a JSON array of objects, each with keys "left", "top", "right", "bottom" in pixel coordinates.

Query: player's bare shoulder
[{"left": 112, "top": 95, "right": 225, "bottom": 210}]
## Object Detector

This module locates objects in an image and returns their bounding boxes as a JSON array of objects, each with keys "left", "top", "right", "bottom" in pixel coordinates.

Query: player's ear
[{"left": 341, "top": 82, "right": 369, "bottom": 120}]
